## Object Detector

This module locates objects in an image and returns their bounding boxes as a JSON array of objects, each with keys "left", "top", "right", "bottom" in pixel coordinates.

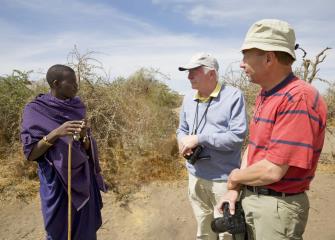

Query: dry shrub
[
  {"left": 0, "top": 68, "right": 183, "bottom": 201},
  {"left": 79, "top": 69, "right": 183, "bottom": 199},
  {"left": 1, "top": 61, "right": 333, "bottom": 201},
  {"left": 221, "top": 65, "right": 260, "bottom": 151},
  {"left": 0, "top": 71, "right": 33, "bottom": 156},
  {"left": 324, "top": 83, "right": 335, "bottom": 127},
  {"left": 0, "top": 71, "right": 42, "bottom": 200},
  {"left": 0, "top": 149, "right": 39, "bottom": 201}
]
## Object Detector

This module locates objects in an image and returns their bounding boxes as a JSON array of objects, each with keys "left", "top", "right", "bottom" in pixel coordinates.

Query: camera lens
[{"left": 211, "top": 217, "right": 228, "bottom": 233}]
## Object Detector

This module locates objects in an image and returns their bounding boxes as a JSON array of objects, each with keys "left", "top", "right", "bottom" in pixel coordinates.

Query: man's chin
[
  {"left": 245, "top": 75, "right": 255, "bottom": 83},
  {"left": 190, "top": 84, "right": 198, "bottom": 90}
]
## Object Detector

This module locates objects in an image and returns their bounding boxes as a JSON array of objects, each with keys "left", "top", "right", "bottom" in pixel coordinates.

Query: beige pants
[
  {"left": 188, "top": 173, "right": 229, "bottom": 240},
  {"left": 242, "top": 188, "right": 309, "bottom": 240}
]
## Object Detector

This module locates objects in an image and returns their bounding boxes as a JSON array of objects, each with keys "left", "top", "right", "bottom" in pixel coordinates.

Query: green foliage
[{"left": 0, "top": 70, "right": 34, "bottom": 155}]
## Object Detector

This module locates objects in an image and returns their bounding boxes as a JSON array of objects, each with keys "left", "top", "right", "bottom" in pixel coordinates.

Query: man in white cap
[
  {"left": 217, "top": 19, "right": 327, "bottom": 240},
  {"left": 177, "top": 52, "right": 248, "bottom": 240}
]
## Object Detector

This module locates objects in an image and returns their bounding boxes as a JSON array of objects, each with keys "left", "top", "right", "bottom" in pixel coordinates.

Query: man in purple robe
[{"left": 20, "top": 64, "right": 107, "bottom": 240}]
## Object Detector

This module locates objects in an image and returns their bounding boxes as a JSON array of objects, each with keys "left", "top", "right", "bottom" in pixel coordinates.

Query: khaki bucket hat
[{"left": 241, "top": 19, "right": 296, "bottom": 59}]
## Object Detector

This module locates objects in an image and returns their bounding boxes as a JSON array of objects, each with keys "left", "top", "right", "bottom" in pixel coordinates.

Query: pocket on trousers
[{"left": 277, "top": 194, "right": 309, "bottom": 239}]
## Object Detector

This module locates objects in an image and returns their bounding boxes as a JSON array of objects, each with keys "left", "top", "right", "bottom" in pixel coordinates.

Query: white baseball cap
[
  {"left": 241, "top": 19, "right": 297, "bottom": 59},
  {"left": 178, "top": 52, "right": 219, "bottom": 71}
]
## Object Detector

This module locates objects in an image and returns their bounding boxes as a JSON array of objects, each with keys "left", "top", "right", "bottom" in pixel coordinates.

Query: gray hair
[{"left": 203, "top": 66, "right": 219, "bottom": 82}]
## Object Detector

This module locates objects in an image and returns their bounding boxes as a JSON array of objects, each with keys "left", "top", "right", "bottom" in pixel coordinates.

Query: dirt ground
[{"left": 0, "top": 172, "right": 334, "bottom": 240}]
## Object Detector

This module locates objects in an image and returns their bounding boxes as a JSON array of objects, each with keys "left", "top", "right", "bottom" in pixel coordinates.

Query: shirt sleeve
[
  {"left": 176, "top": 97, "right": 189, "bottom": 141},
  {"left": 266, "top": 94, "right": 316, "bottom": 169},
  {"left": 198, "top": 90, "right": 248, "bottom": 151}
]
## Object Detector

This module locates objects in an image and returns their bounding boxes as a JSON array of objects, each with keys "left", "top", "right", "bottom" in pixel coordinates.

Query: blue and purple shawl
[{"left": 21, "top": 93, "right": 107, "bottom": 239}]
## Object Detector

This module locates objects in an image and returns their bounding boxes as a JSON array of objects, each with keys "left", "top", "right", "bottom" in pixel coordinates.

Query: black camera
[
  {"left": 211, "top": 202, "right": 246, "bottom": 235},
  {"left": 184, "top": 145, "right": 210, "bottom": 165}
]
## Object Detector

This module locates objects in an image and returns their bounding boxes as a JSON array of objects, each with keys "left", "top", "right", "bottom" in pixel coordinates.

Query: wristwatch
[{"left": 42, "top": 136, "right": 53, "bottom": 146}]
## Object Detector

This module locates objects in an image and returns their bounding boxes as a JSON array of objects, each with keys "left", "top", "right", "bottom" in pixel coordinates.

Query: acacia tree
[
  {"left": 295, "top": 46, "right": 334, "bottom": 122},
  {"left": 295, "top": 46, "right": 332, "bottom": 84},
  {"left": 67, "top": 45, "right": 110, "bottom": 88},
  {"left": 295, "top": 46, "right": 334, "bottom": 163}
]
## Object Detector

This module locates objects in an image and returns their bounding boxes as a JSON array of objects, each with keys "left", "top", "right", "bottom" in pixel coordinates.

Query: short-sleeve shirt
[{"left": 248, "top": 73, "right": 327, "bottom": 193}]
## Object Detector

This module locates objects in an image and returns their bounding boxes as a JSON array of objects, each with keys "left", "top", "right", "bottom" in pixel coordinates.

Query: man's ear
[
  {"left": 265, "top": 52, "right": 276, "bottom": 64},
  {"left": 51, "top": 79, "right": 58, "bottom": 88},
  {"left": 210, "top": 70, "right": 216, "bottom": 81}
]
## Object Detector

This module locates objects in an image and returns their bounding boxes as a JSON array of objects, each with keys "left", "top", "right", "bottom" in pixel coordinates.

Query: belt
[{"left": 246, "top": 186, "right": 304, "bottom": 197}]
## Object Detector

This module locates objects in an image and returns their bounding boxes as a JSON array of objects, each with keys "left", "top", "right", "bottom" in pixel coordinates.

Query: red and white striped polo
[{"left": 248, "top": 73, "right": 328, "bottom": 193}]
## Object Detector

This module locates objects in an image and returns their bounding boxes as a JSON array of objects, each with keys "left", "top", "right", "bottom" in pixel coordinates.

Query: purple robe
[{"left": 21, "top": 93, "right": 107, "bottom": 240}]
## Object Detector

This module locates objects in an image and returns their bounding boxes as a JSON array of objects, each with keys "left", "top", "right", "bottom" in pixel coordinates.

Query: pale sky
[{"left": 1, "top": 0, "right": 334, "bottom": 93}]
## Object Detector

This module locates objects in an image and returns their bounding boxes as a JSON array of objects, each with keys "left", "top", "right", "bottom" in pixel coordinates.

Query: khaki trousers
[
  {"left": 188, "top": 173, "right": 228, "bottom": 240},
  {"left": 241, "top": 188, "right": 309, "bottom": 240}
]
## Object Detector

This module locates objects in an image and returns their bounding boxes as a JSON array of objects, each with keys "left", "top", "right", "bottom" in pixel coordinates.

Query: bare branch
[
  {"left": 317, "top": 77, "right": 332, "bottom": 85},
  {"left": 303, "top": 59, "right": 310, "bottom": 81},
  {"left": 319, "top": 54, "right": 327, "bottom": 63},
  {"left": 67, "top": 45, "right": 110, "bottom": 88},
  {"left": 297, "top": 46, "right": 307, "bottom": 58},
  {"left": 299, "top": 47, "right": 332, "bottom": 83}
]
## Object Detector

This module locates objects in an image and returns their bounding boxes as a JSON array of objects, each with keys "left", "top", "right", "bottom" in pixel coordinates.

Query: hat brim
[
  {"left": 178, "top": 63, "right": 202, "bottom": 71},
  {"left": 241, "top": 42, "right": 296, "bottom": 59}
]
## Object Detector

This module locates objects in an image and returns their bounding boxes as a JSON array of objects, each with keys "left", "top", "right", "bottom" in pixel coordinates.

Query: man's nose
[
  {"left": 239, "top": 60, "right": 245, "bottom": 69},
  {"left": 188, "top": 72, "right": 193, "bottom": 80}
]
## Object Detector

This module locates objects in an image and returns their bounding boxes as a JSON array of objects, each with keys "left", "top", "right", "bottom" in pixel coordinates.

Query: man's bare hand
[
  {"left": 216, "top": 189, "right": 240, "bottom": 215},
  {"left": 53, "top": 120, "right": 84, "bottom": 138},
  {"left": 179, "top": 135, "right": 198, "bottom": 156}
]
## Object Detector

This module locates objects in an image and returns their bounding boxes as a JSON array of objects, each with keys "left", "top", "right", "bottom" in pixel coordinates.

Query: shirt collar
[
  {"left": 261, "top": 72, "right": 295, "bottom": 97},
  {"left": 194, "top": 82, "right": 222, "bottom": 102}
]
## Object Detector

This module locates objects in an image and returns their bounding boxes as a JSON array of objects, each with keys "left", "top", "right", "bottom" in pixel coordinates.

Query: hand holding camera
[
  {"left": 184, "top": 145, "right": 204, "bottom": 165},
  {"left": 179, "top": 135, "right": 198, "bottom": 155},
  {"left": 180, "top": 135, "right": 210, "bottom": 165},
  {"left": 211, "top": 201, "right": 246, "bottom": 235}
]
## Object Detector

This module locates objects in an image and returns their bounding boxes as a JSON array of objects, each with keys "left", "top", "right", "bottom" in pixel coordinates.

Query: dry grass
[
  {"left": 0, "top": 152, "right": 39, "bottom": 201},
  {"left": 0, "top": 69, "right": 183, "bottom": 201},
  {"left": 317, "top": 163, "right": 335, "bottom": 173}
]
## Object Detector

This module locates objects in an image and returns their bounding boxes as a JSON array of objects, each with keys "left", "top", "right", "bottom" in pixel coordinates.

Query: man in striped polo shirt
[{"left": 217, "top": 19, "right": 327, "bottom": 240}]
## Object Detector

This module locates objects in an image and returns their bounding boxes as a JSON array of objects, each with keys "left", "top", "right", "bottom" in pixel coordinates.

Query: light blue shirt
[{"left": 177, "top": 85, "right": 248, "bottom": 180}]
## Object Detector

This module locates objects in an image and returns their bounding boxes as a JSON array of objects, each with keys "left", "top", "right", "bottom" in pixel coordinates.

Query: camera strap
[{"left": 191, "top": 97, "right": 213, "bottom": 135}]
